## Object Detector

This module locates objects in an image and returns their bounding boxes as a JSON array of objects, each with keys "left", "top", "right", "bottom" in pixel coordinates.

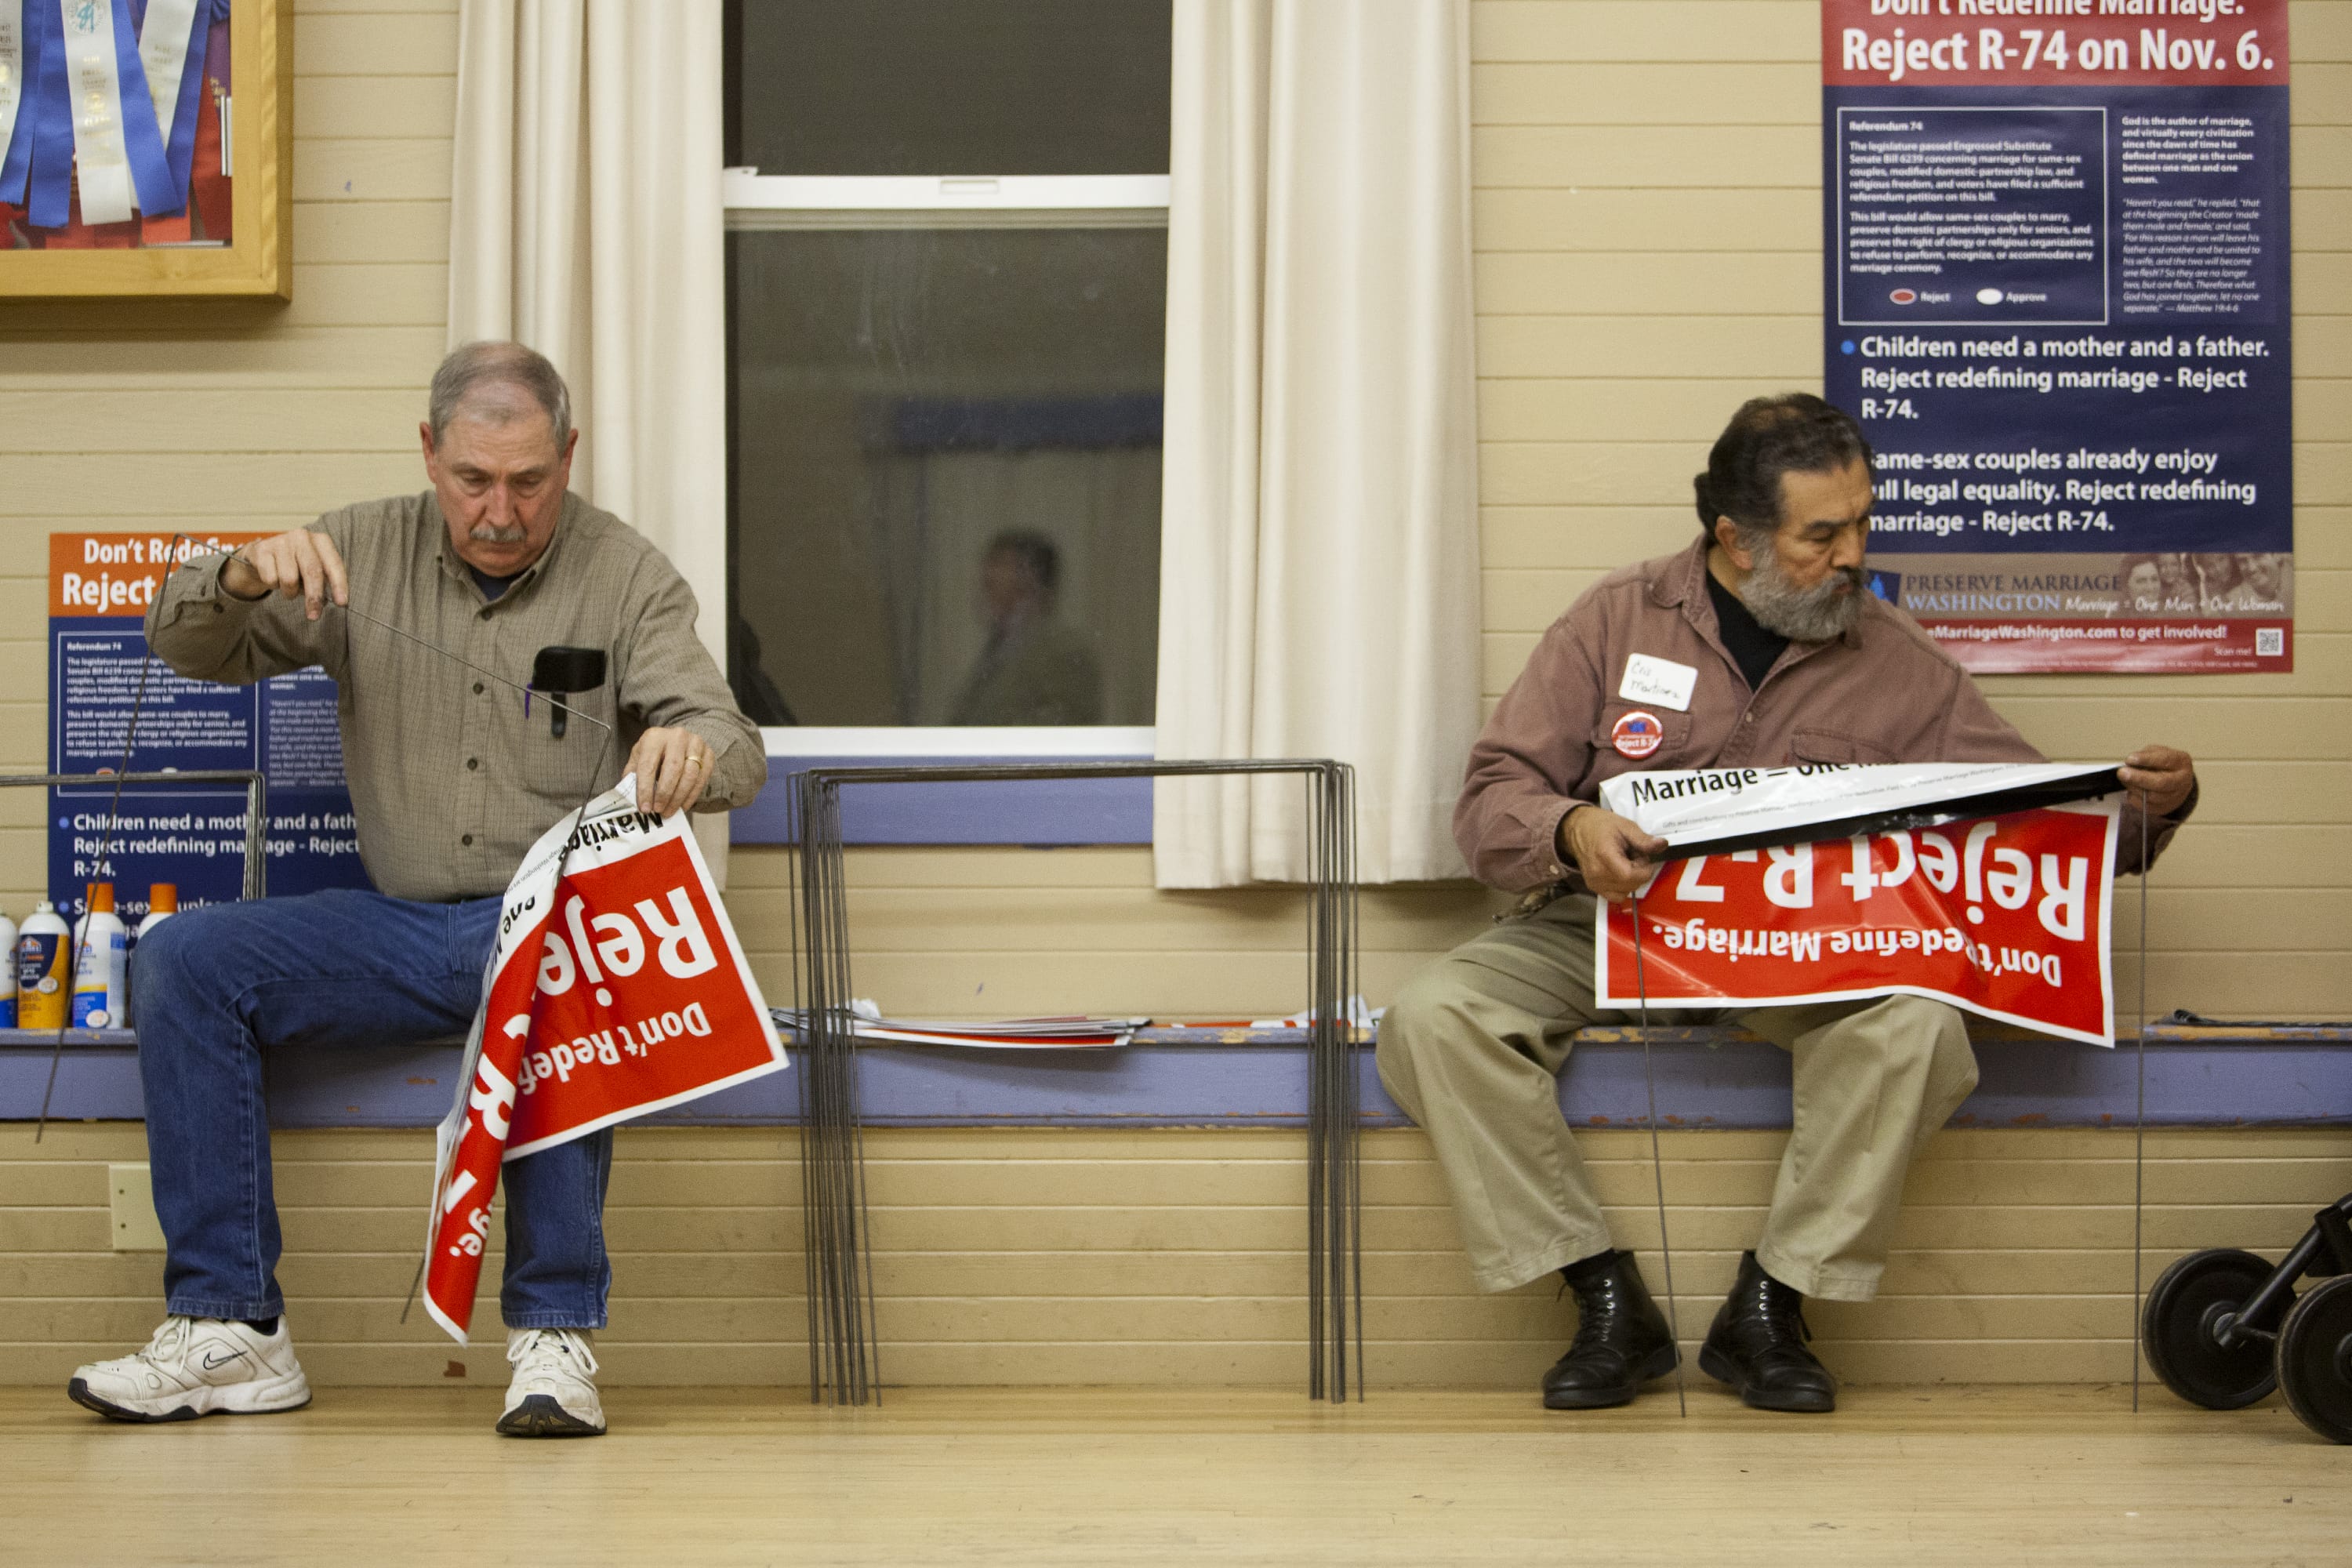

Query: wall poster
[
  {"left": 1823, "top": 0, "right": 2292, "bottom": 672},
  {"left": 48, "top": 532, "right": 370, "bottom": 924}
]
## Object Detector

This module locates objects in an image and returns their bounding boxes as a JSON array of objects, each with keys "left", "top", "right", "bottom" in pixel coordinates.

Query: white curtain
[
  {"left": 1153, "top": 0, "right": 1482, "bottom": 888},
  {"left": 447, "top": 0, "right": 726, "bottom": 654},
  {"left": 446, "top": 0, "right": 733, "bottom": 870}
]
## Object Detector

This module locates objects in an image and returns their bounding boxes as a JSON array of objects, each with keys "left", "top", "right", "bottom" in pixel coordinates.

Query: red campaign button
[{"left": 1612, "top": 710, "right": 1664, "bottom": 760}]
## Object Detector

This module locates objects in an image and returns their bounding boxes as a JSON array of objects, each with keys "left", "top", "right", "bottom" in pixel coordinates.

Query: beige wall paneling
[
  {"left": 8, "top": 1123, "right": 2350, "bottom": 1388},
  {"left": 2, "top": 0, "right": 2338, "bottom": 1022},
  {"left": 1, "top": 0, "right": 2346, "bottom": 1385}
]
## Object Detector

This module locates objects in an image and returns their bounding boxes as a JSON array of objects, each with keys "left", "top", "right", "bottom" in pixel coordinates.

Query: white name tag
[{"left": 1619, "top": 653, "right": 1698, "bottom": 713}]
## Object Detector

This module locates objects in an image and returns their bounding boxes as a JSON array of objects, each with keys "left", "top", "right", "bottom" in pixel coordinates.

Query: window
[{"left": 724, "top": 2, "right": 1172, "bottom": 745}]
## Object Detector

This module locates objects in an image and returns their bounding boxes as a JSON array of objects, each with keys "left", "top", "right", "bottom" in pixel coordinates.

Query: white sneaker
[
  {"left": 498, "top": 1327, "right": 606, "bottom": 1436},
  {"left": 67, "top": 1316, "right": 311, "bottom": 1423}
]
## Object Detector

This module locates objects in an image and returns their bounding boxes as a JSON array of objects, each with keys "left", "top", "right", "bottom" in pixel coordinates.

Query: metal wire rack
[
  {"left": 0, "top": 771, "right": 268, "bottom": 902},
  {"left": 789, "top": 758, "right": 1363, "bottom": 1406}
]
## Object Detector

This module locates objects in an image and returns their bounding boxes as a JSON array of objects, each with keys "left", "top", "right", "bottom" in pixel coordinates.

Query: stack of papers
[
  {"left": 1248, "top": 996, "right": 1381, "bottom": 1031},
  {"left": 771, "top": 1004, "right": 1149, "bottom": 1050},
  {"left": 1164, "top": 996, "right": 1382, "bottom": 1031}
]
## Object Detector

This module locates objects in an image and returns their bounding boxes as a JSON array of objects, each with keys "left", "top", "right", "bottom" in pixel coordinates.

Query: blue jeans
[{"left": 132, "top": 888, "right": 612, "bottom": 1330}]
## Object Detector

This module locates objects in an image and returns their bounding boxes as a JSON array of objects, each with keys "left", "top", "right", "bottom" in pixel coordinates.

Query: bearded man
[{"left": 1376, "top": 394, "right": 2198, "bottom": 1414}]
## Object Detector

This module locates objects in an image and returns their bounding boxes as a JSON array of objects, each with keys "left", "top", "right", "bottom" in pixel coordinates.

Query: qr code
[{"left": 2256, "top": 627, "right": 2285, "bottom": 657}]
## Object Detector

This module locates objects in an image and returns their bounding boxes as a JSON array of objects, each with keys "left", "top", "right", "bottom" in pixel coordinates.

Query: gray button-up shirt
[{"left": 146, "top": 491, "right": 768, "bottom": 902}]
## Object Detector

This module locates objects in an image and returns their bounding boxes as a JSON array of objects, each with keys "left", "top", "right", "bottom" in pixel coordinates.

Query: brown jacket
[{"left": 1455, "top": 537, "right": 2188, "bottom": 894}]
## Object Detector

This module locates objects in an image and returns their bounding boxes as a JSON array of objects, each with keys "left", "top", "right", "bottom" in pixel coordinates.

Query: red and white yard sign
[
  {"left": 1594, "top": 764, "right": 2123, "bottom": 1046},
  {"left": 423, "top": 780, "right": 786, "bottom": 1341}
]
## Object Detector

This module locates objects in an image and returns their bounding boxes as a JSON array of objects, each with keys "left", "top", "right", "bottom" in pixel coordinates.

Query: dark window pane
[
  {"left": 731, "top": 0, "right": 1171, "bottom": 176},
  {"left": 728, "top": 228, "right": 1165, "bottom": 727}
]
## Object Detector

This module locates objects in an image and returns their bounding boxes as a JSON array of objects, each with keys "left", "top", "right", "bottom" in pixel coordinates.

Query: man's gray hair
[{"left": 427, "top": 341, "right": 573, "bottom": 449}]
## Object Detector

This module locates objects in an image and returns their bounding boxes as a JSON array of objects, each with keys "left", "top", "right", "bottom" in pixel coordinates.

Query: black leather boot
[
  {"left": 1697, "top": 1251, "right": 1836, "bottom": 1413},
  {"left": 1541, "top": 1250, "right": 1679, "bottom": 1410}
]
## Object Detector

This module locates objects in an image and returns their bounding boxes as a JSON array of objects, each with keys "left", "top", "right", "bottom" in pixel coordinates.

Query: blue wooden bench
[{"left": 6, "top": 1021, "right": 2347, "bottom": 1130}]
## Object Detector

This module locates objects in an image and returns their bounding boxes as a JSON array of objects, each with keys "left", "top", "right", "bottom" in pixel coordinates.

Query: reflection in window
[{"left": 729, "top": 228, "right": 1165, "bottom": 726}]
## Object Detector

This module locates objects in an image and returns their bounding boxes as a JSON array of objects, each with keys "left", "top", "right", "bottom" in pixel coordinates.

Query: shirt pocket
[
  {"left": 1588, "top": 702, "right": 1694, "bottom": 772},
  {"left": 510, "top": 699, "right": 624, "bottom": 815},
  {"left": 1788, "top": 727, "right": 1896, "bottom": 766}
]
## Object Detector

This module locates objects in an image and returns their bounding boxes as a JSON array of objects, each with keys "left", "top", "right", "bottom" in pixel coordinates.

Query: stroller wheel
[
  {"left": 2277, "top": 1275, "right": 2352, "bottom": 1443},
  {"left": 2143, "top": 1248, "right": 2278, "bottom": 1410}
]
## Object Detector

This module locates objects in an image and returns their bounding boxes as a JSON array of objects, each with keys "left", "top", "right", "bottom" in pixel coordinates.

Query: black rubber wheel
[
  {"left": 2277, "top": 1275, "right": 2352, "bottom": 1443},
  {"left": 2142, "top": 1247, "right": 2279, "bottom": 1410}
]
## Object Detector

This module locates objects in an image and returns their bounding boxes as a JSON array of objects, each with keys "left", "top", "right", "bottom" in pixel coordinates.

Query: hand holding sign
[
  {"left": 1559, "top": 805, "right": 1667, "bottom": 902},
  {"left": 2118, "top": 745, "right": 2195, "bottom": 818},
  {"left": 626, "top": 726, "right": 717, "bottom": 818}
]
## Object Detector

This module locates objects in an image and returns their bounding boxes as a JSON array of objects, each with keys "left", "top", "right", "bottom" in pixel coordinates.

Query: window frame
[
  {"left": 723, "top": 173, "right": 1171, "bottom": 229},
  {"left": 757, "top": 726, "right": 1156, "bottom": 760},
  {"left": 723, "top": 170, "right": 1171, "bottom": 768}
]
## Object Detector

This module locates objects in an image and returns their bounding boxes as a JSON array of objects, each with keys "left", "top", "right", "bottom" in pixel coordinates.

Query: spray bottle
[
  {"left": 0, "top": 909, "right": 16, "bottom": 1028},
  {"left": 72, "top": 883, "right": 129, "bottom": 1030},
  {"left": 16, "top": 902, "right": 69, "bottom": 1030},
  {"left": 122, "top": 884, "right": 176, "bottom": 1030}
]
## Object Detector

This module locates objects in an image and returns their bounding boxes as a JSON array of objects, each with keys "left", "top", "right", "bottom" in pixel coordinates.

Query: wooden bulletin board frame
[{"left": 0, "top": 0, "right": 292, "bottom": 300}]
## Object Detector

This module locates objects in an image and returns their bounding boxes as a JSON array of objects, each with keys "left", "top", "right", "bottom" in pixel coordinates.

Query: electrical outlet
[{"left": 108, "top": 1163, "right": 166, "bottom": 1251}]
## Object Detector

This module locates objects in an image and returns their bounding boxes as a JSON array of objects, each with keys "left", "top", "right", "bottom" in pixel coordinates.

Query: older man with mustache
[
  {"left": 67, "top": 343, "right": 765, "bottom": 1438},
  {"left": 1377, "top": 394, "right": 2198, "bottom": 1414}
]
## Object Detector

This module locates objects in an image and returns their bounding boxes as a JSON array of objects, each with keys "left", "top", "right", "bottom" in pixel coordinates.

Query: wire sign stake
[
  {"left": 790, "top": 773, "right": 881, "bottom": 1406},
  {"left": 790, "top": 759, "right": 1364, "bottom": 1405}
]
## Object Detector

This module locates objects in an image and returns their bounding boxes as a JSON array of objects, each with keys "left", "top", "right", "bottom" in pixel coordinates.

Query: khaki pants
[{"left": 1376, "top": 895, "right": 1978, "bottom": 1301}]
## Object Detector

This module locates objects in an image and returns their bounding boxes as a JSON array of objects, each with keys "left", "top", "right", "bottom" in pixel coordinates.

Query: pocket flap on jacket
[{"left": 1790, "top": 728, "right": 1893, "bottom": 765}]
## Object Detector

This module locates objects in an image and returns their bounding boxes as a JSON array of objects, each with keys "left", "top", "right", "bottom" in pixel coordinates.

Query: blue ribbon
[
  {"left": 0, "top": 0, "right": 42, "bottom": 205},
  {"left": 108, "top": 0, "right": 180, "bottom": 216},
  {"left": 19, "top": 0, "right": 200, "bottom": 226},
  {"left": 27, "top": 0, "right": 71, "bottom": 227},
  {"left": 154, "top": 0, "right": 211, "bottom": 210}
]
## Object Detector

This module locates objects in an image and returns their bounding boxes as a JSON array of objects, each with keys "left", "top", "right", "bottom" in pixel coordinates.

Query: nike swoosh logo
[{"left": 201, "top": 1350, "right": 249, "bottom": 1370}]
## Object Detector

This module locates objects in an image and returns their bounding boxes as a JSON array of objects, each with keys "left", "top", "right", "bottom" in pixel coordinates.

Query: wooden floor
[{"left": 3, "top": 1385, "right": 2343, "bottom": 1565}]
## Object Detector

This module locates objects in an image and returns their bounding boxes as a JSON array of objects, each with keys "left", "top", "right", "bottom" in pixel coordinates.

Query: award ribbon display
[
  {"left": 2, "top": 0, "right": 216, "bottom": 226},
  {"left": 134, "top": 0, "right": 204, "bottom": 206},
  {"left": 0, "top": 1, "right": 28, "bottom": 201}
]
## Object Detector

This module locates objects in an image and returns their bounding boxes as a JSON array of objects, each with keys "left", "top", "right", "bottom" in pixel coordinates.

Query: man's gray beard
[{"left": 1738, "top": 541, "right": 1868, "bottom": 643}]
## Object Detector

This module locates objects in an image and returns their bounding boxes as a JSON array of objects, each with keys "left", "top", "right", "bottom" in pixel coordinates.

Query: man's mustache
[{"left": 470, "top": 522, "right": 527, "bottom": 544}]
